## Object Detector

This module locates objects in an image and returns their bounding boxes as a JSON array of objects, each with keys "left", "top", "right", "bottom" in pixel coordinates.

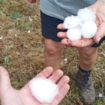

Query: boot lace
[{"left": 84, "top": 72, "right": 91, "bottom": 89}]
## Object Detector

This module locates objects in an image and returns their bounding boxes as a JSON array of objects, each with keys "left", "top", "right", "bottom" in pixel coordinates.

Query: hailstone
[
  {"left": 78, "top": 8, "right": 96, "bottom": 23},
  {"left": 29, "top": 77, "right": 59, "bottom": 103},
  {"left": 63, "top": 15, "right": 81, "bottom": 29},
  {"left": 67, "top": 27, "right": 82, "bottom": 41},
  {"left": 81, "top": 20, "right": 97, "bottom": 38}
]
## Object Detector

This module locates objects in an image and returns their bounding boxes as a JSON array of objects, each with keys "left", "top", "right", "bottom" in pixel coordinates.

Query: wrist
[
  {"left": 97, "top": 0, "right": 105, "bottom": 3},
  {"left": 96, "top": 0, "right": 105, "bottom": 6},
  {"left": 91, "top": 0, "right": 105, "bottom": 11}
]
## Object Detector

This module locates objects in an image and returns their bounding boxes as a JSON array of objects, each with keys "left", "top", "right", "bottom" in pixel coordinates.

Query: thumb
[
  {"left": 0, "top": 66, "right": 11, "bottom": 90},
  {"left": 94, "top": 22, "right": 105, "bottom": 43}
]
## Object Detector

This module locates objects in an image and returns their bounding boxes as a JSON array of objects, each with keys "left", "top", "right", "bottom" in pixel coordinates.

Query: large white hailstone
[
  {"left": 81, "top": 20, "right": 97, "bottom": 38},
  {"left": 29, "top": 77, "right": 59, "bottom": 103},
  {"left": 63, "top": 15, "right": 81, "bottom": 29},
  {"left": 78, "top": 8, "right": 96, "bottom": 23},
  {"left": 67, "top": 27, "right": 82, "bottom": 41}
]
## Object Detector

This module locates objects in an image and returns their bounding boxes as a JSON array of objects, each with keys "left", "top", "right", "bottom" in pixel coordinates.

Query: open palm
[
  {"left": 0, "top": 66, "right": 70, "bottom": 105},
  {"left": 57, "top": 3, "right": 105, "bottom": 48},
  {"left": 57, "top": 23, "right": 95, "bottom": 48}
]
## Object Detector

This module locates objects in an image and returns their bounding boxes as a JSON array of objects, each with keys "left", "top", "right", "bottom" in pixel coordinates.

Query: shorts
[{"left": 41, "top": 11, "right": 105, "bottom": 47}]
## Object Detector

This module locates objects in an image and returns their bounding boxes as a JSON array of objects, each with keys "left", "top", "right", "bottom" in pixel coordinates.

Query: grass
[{"left": 0, "top": 0, "right": 105, "bottom": 104}]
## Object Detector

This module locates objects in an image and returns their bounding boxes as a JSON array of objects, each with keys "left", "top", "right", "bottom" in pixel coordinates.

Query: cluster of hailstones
[{"left": 63, "top": 8, "right": 98, "bottom": 41}]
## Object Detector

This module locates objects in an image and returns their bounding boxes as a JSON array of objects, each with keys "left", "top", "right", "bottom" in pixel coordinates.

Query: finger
[
  {"left": 95, "top": 16, "right": 100, "bottom": 27},
  {"left": 97, "top": 14, "right": 104, "bottom": 23},
  {"left": 94, "top": 22, "right": 105, "bottom": 43},
  {"left": 35, "top": 66, "right": 53, "bottom": 78},
  {"left": 24, "top": 67, "right": 53, "bottom": 88},
  {"left": 71, "top": 38, "right": 94, "bottom": 47},
  {"left": 0, "top": 66, "right": 11, "bottom": 90},
  {"left": 61, "top": 39, "right": 72, "bottom": 47},
  {"left": 57, "top": 23, "right": 66, "bottom": 30},
  {"left": 49, "top": 70, "right": 63, "bottom": 83},
  {"left": 57, "top": 76, "right": 70, "bottom": 89},
  {"left": 52, "top": 84, "right": 70, "bottom": 105},
  {"left": 57, "top": 32, "right": 67, "bottom": 38}
]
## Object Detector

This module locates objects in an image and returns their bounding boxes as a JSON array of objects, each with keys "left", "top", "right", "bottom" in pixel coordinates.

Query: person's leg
[
  {"left": 41, "top": 11, "right": 66, "bottom": 71},
  {"left": 77, "top": 46, "right": 98, "bottom": 105},
  {"left": 78, "top": 47, "right": 98, "bottom": 70},
  {"left": 76, "top": 37, "right": 105, "bottom": 104},
  {"left": 44, "top": 38, "right": 64, "bottom": 71}
]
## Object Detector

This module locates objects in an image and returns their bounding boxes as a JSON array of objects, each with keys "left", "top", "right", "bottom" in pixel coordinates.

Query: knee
[
  {"left": 81, "top": 52, "right": 95, "bottom": 59},
  {"left": 79, "top": 47, "right": 98, "bottom": 59},
  {"left": 45, "top": 45, "right": 62, "bottom": 55}
]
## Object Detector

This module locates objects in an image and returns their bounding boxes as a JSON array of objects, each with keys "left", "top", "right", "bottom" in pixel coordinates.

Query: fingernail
[{"left": 98, "top": 37, "right": 101, "bottom": 43}]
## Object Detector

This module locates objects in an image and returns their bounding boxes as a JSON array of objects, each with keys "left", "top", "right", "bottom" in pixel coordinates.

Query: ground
[{"left": 0, "top": 0, "right": 105, "bottom": 105}]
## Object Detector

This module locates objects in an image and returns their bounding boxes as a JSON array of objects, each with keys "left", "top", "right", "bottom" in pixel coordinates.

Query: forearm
[
  {"left": 97, "top": 0, "right": 105, "bottom": 2},
  {"left": 90, "top": 0, "right": 105, "bottom": 10},
  {"left": 96, "top": 0, "right": 105, "bottom": 5}
]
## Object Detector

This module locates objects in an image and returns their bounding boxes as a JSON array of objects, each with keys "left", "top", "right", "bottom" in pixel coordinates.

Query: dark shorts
[{"left": 41, "top": 11, "right": 105, "bottom": 47}]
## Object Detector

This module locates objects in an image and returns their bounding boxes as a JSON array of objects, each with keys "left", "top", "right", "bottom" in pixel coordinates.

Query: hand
[
  {"left": 89, "top": 1, "right": 105, "bottom": 44},
  {"left": 28, "top": 0, "right": 36, "bottom": 3},
  {"left": 57, "top": 24, "right": 94, "bottom": 48},
  {"left": 57, "top": 2, "right": 105, "bottom": 48},
  {"left": 0, "top": 66, "right": 70, "bottom": 105}
]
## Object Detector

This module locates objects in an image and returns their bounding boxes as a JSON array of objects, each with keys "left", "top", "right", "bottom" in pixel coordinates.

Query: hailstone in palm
[
  {"left": 29, "top": 77, "right": 59, "bottom": 103},
  {"left": 67, "top": 27, "right": 82, "bottom": 41},
  {"left": 78, "top": 8, "right": 96, "bottom": 23},
  {"left": 81, "top": 20, "right": 97, "bottom": 38},
  {"left": 63, "top": 16, "right": 81, "bottom": 29}
]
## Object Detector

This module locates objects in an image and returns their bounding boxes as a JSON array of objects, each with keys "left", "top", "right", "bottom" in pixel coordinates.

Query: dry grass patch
[{"left": 0, "top": 0, "right": 105, "bottom": 104}]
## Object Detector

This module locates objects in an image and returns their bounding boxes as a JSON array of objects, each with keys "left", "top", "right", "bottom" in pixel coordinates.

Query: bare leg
[
  {"left": 78, "top": 47, "right": 98, "bottom": 71},
  {"left": 44, "top": 38, "right": 65, "bottom": 71},
  {"left": 77, "top": 47, "right": 98, "bottom": 104}
]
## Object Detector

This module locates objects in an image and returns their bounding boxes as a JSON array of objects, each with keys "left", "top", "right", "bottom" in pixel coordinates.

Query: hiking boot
[{"left": 76, "top": 70, "right": 95, "bottom": 105}]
